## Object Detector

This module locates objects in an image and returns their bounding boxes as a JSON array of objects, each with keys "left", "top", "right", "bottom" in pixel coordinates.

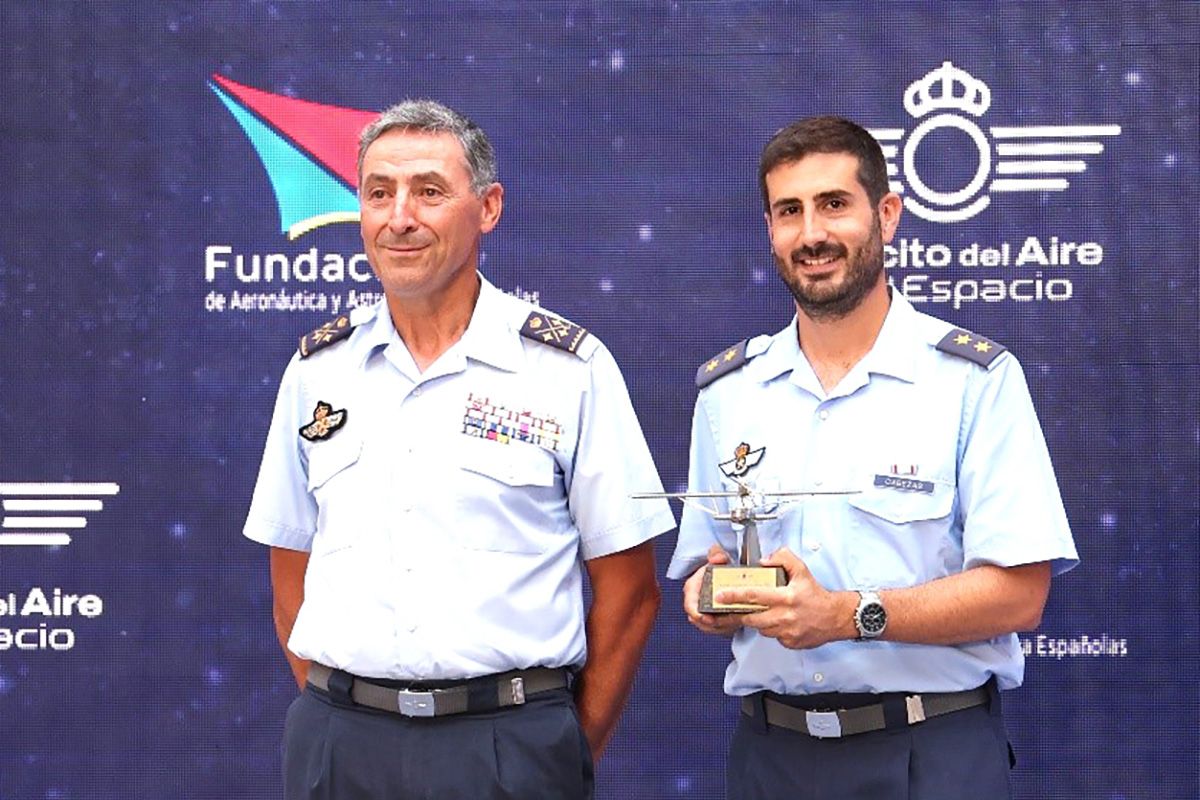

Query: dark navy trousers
[
  {"left": 283, "top": 686, "right": 593, "bottom": 800},
  {"left": 727, "top": 683, "right": 1013, "bottom": 800}
]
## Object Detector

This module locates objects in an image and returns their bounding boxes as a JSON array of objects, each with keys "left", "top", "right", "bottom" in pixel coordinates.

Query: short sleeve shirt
[
  {"left": 667, "top": 291, "right": 1078, "bottom": 695},
  {"left": 245, "top": 276, "right": 676, "bottom": 680}
]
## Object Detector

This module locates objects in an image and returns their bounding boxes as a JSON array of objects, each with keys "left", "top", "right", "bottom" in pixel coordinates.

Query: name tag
[{"left": 873, "top": 474, "right": 935, "bottom": 494}]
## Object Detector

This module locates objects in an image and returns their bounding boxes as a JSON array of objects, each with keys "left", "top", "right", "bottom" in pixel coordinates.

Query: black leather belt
[
  {"left": 741, "top": 685, "right": 991, "bottom": 739},
  {"left": 308, "top": 662, "right": 569, "bottom": 718}
]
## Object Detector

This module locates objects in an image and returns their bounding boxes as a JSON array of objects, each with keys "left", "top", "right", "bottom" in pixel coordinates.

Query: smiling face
[
  {"left": 764, "top": 151, "right": 901, "bottom": 321},
  {"left": 358, "top": 128, "right": 502, "bottom": 305}
]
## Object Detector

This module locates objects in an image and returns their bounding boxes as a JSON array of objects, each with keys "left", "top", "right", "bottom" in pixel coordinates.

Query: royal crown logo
[
  {"left": 903, "top": 61, "right": 991, "bottom": 118},
  {"left": 871, "top": 62, "right": 1120, "bottom": 223}
]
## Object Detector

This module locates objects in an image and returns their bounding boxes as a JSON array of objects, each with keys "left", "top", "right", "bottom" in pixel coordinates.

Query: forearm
[
  {"left": 876, "top": 561, "right": 1052, "bottom": 645},
  {"left": 273, "top": 604, "right": 310, "bottom": 689},
  {"left": 577, "top": 543, "right": 661, "bottom": 760},
  {"left": 727, "top": 551, "right": 1053, "bottom": 650},
  {"left": 269, "top": 547, "right": 311, "bottom": 689}
]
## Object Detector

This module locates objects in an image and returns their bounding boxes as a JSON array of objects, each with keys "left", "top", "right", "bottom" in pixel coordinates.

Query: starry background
[{"left": 0, "top": 2, "right": 1196, "bottom": 799}]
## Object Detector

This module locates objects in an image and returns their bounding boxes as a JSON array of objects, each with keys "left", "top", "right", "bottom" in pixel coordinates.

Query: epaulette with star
[
  {"left": 696, "top": 339, "right": 750, "bottom": 388},
  {"left": 935, "top": 328, "right": 1007, "bottom": 369},
  {"left": 519, "top": 310, "right": 590, "bottom": 357},
  {"left": 298, "top": 314, "right": 357, "bottom": 358}
]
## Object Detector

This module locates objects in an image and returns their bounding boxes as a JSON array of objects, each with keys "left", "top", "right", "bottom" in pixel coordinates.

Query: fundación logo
[
  {"left": 869, "top": 61, "right": 1121, "bottom": 223},
  {"left": 204, "top": 76, "right": 541, "bottom": 313},
  {"left": 204, "top": 75, "right": 383, "bottom": 314}
]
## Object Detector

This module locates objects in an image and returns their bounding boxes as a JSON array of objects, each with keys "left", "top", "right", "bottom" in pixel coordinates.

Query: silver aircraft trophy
[{"left": 634, "top": 442, "right": 858, "bottom": 613}]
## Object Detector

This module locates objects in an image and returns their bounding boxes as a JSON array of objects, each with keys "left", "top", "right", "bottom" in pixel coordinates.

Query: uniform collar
[
  {"left": 455, "top": 275, "right": 526, "bottom": 373},
  {"left": 351, "top": 300, "right": 393, "bottom": 366},
  {"left": 856, "top": 289, "right": 918, "bottom": 384},
  {"left": 746, "top": 288, "right": 918, "bottom": 387},
  {"left": 352, "top": 274, "right": 523, "bottom": 374},
  {"left": 747, "top": 320, "right": 803, "bottom": 385}
]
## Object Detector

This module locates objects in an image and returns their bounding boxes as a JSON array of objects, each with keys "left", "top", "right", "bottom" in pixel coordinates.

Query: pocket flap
[
  {"left": 460, "top": 437, "right": 556, "bottom": 487},
  {"left": 848, "top": 480, "right": 954, "bottom": 524},
  {"left": 306, "top": 435, "right": 363, "bottom": 492}
]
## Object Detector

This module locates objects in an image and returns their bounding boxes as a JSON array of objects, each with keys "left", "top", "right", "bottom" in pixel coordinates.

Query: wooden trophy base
[{"left": 698, "top": 564, "right": 787, "bottom": 614}]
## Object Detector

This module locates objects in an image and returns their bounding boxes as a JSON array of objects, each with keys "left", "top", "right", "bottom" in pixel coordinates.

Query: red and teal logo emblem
[{"left": 208, "top": 75, "right": 375, "bottom": 239}]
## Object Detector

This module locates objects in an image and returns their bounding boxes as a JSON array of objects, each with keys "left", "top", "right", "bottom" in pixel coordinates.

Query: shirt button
[
  {"left": 813, "top": 672, "right": 824, "bottom": 683},
  {"left": 412, "top": 387, "right": 422, "bottom": 397},
  {"left": 813, "top": 478, "right": 824, "bottom": 487},
  {"left": 818, "top": 409, "right": 830, "bottom": 421},
  {"left": 808, "top": 540, "right": 821, "bottom": 552}
]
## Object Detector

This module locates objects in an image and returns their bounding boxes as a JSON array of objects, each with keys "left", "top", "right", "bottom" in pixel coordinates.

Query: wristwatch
[{"left": 854, "top": 590, "right": 887, "bottom": 640}]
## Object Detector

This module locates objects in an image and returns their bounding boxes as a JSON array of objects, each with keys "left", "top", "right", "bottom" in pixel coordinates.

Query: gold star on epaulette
[
  {"left": 936, "top": 328, "right": 1007, "bottom": 369},
  {"left": 696, "top": 339, "right": 750, "bottom": 388},
  {"left": 519, "top": 311, "right": 590, "bottom": 357},
  {"left": 299, "top": 314, "right": 357, "bottom": 358}
]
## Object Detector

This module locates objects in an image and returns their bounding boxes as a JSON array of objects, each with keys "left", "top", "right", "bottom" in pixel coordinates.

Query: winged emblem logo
[{"left": 299, "top": 401, "right": 347, "bottom": 442}]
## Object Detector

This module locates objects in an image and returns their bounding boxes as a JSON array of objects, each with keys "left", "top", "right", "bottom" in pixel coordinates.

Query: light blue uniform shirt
[
  {"left": 667, "top": 291, "right": 1078, "bottom": 695},
  {"left": 246, "top": 276, "right": 676, "bottom": 680}
]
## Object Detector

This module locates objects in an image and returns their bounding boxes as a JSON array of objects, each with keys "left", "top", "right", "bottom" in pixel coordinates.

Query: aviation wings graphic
[
  {"left": 208, "top": 75, "right": 377, "bottom": 239},
  {"left": 0, "top": 482, "right": 120, "bottom": 546},
  {"left": 867, "top": 62, "right": 1120, "bottom": 223}
]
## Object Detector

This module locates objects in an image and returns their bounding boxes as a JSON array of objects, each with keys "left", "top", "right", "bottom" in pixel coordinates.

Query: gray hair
[{"left": 357, "top": 99, "right": 497, "bottom": 195}]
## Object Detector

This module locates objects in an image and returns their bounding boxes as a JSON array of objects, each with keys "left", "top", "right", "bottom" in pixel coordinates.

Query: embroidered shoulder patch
[
  {"left": 935, "top": 328, "right": 1008, "bottom": 369},
  {"left": 519, "top": 311, "right": 590, "bottom": 357},
  {"left": 298, "top": 401, "right": 347, "bottom": 441},
  {"left": 298, "top": 314, "right": 356, "bottom": 358},
  {"left": 696, "top": 339, "right": 749, "bottom": 388}
]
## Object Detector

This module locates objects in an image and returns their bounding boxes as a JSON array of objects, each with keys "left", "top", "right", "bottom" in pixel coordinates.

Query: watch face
[{"left": 860, "top": 602, "right": 887, "bottom": 635}]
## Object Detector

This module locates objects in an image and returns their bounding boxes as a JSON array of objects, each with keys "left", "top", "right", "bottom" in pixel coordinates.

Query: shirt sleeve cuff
[
  {"left": 243, "top": 519, "right": 314, "bottom": 552},
  {"left": 578, "top": 507, "right": 676, "bottom": 560},
  {"left": 665, "top": 552, "right": 709, "bottom": 581},
  {"left": 964, "top": 544, "right": 1080, "bottom": 577}
]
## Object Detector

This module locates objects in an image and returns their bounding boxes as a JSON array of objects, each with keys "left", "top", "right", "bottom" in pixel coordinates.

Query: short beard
[{"left": 774, "top": 215, "right": 886, "bottom": 322}]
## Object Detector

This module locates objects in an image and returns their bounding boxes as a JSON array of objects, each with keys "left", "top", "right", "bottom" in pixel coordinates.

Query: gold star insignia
[
  {"left": 706, "top": 360, "right": 718, "bottom": 372},
  {"left": 724, "top": 349, "right": 738, "bottom": 362},
  {"left": 954, "top": 333, "right": 971, "bottom": 345},
  {"left": 974, "top": 341, "right": 992, "bottom": 353}
]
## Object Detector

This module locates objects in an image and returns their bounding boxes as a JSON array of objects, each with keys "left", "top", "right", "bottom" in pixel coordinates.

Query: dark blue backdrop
[{"left": 1, "top": 2, "right": 1196, "bottom": 798}]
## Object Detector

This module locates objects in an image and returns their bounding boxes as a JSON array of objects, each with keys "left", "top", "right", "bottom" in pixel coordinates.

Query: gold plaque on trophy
[
  {"left": 698, "top": 564, "right": 787, "bottom": 614},
  {"left": 632, "top": 442, "right": 858, "bottom": 616}
]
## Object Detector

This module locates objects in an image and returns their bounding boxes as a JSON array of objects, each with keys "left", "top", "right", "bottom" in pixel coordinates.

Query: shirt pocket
[
  {"left": 305, "top": 435, "right": 364, "bottom": 557},
  {"left": 845, "top": 480, "right": 956, "bottom": 587},
  {"left": 456, "top": 437, "right": 563, "bottom": 554}
]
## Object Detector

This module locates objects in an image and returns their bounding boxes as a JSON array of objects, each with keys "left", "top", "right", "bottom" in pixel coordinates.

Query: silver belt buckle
[
  {"left": 905, "top": 694, "right": 927, "bottom": 724},
  {"left": 396, "top": 689, "right": 438, "bottom": 717},
  {"left": 805, "top": 710, "right": 843, "bottom": 738}
]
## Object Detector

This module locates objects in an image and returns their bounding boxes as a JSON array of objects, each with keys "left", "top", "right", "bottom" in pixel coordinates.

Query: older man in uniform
[
  {"left": 668, "top": 116, "right": 1078, "bottom": 799},
  {"left": 245, "top": 100, "right": 675, "bottom": 799}
]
